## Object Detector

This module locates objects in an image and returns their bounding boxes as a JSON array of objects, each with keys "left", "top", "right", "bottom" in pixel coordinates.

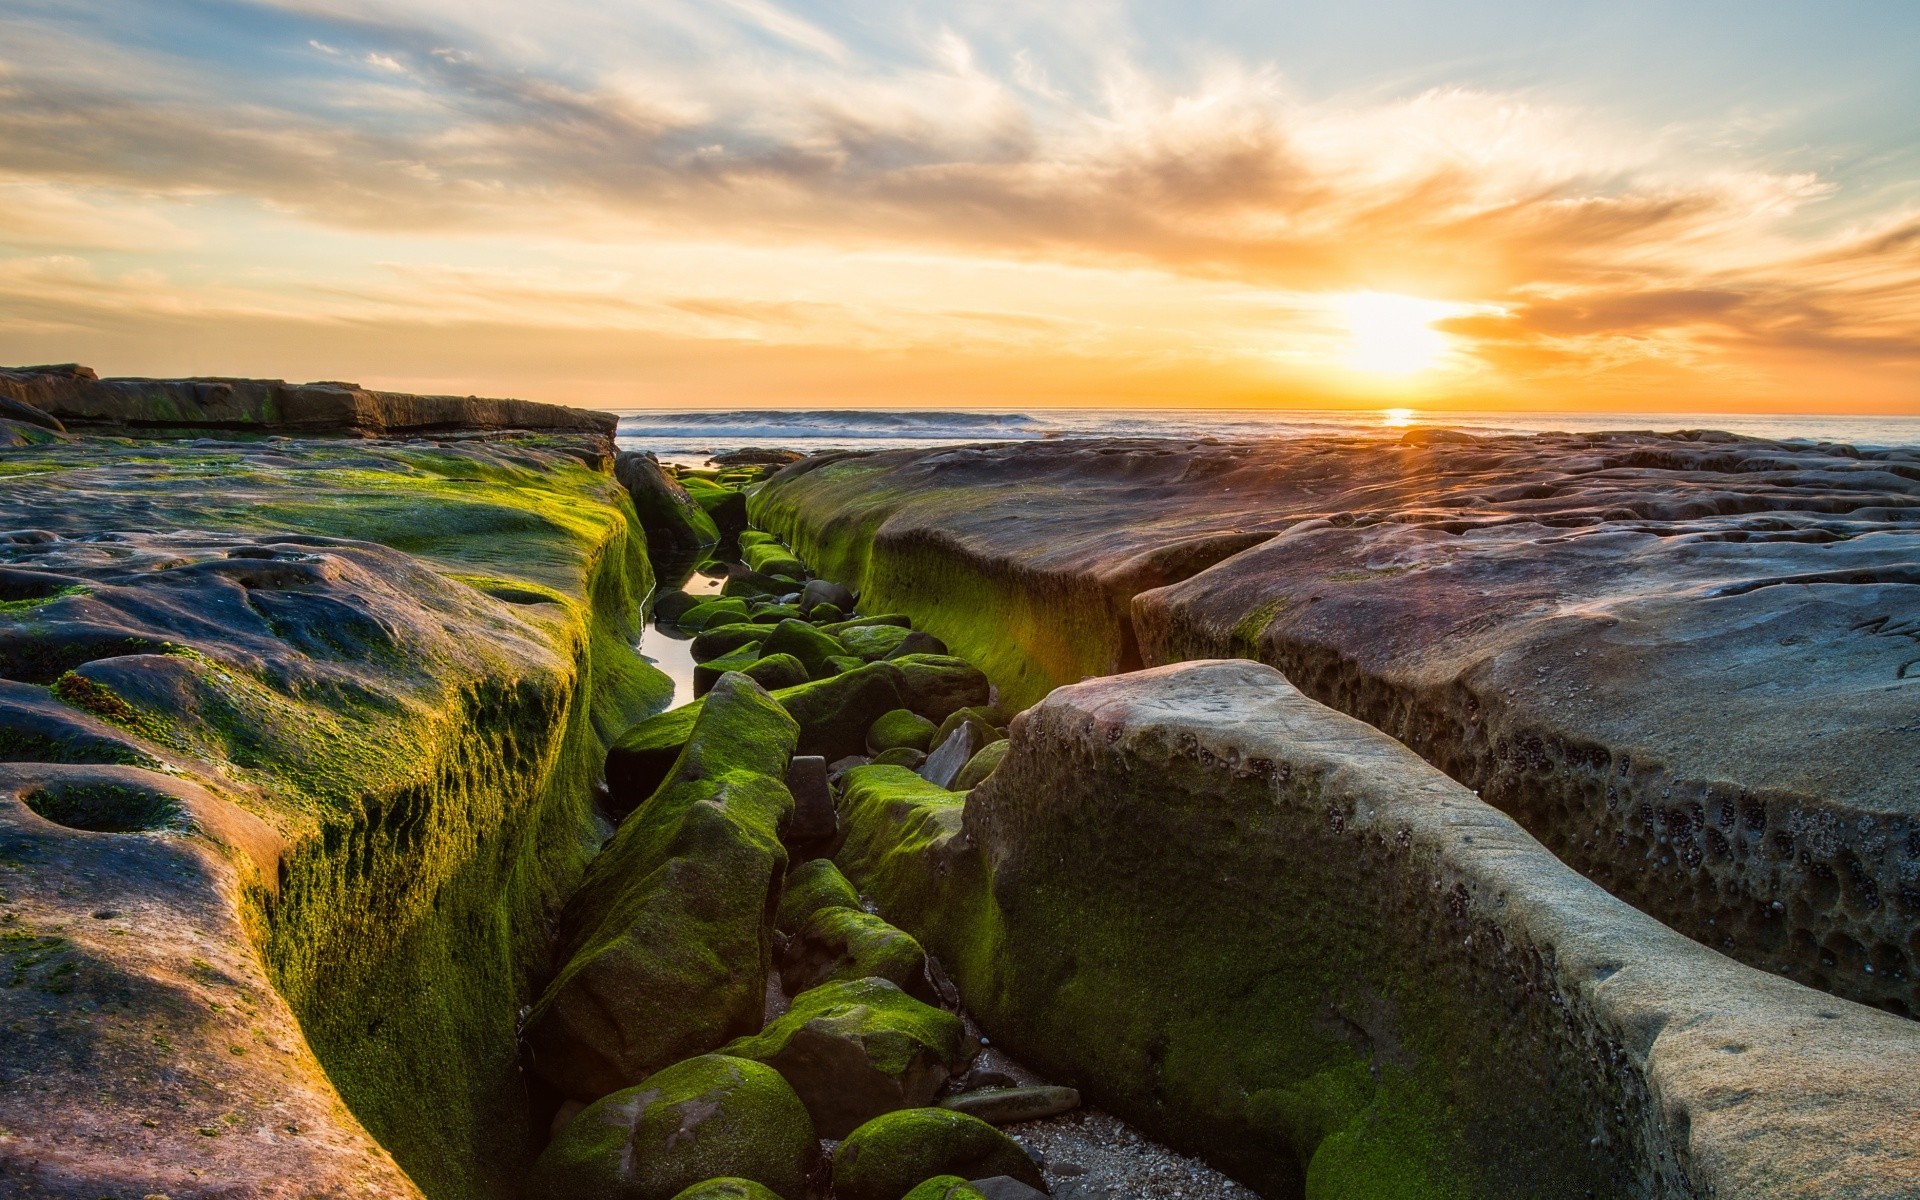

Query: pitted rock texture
[
  {"left": 838, "top": 660, "right": 1920, "bottom": 1197},
  {"left": 1, "top": 362, "right": 614, "bottom": 437},
  {"left": 751, "top": 432, "right": 1920, "bottom": 1014},
  {"left": 0, "top": 435, "right": 670, "bottom": 1198}
]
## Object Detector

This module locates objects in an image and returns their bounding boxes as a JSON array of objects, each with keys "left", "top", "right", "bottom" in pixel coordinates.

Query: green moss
[
  {"left": 781, "top": 906, "right": 927, "bottom": 996},
  {"left": 867, "top": 708, "right": 937, "bottom": 754},
  {"left": 526, "top": 1054, "right": 815, "bottom": 1200},
  {"left": 690, "top": 623, "right": 773, "bottom": 663},
  {"left": 888, "top": 655, "right": 990, "bottom": 723},
  {"left": 668, "top": 1180, "right": 784, "bottom": 1200},
  {"left": 832, "top": 1109, "right": 1043, "bottom": 1200},
  {"left": 0, "top": 584, "right": 88, "bottom": 614},
  {"left": 758, "top": 619, "right": 846, "bottom": 680},
  {"left": 774, "top": 859, "right": 860, "bottom": 934},
  {"left": 679, "top": 598, "right": 752, "bottom": 630},
  {"left": 952, "top": 740, "right": 1008, "bottom": 791},
  {"left": 836, "top": 624, "right": 917, "bottom": 662},
  {"left": 901, "top": 1176, "right": 990, "bottom": 1200}
]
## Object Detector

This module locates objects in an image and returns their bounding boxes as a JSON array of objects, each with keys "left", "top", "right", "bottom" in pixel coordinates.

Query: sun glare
[{"left": 1341, "top": 293, "right": 1453, "bottom": 375}]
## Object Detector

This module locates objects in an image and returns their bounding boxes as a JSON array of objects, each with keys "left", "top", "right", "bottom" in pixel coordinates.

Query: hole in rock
[{"left": 20, "top": 778, "right": 185, "bottom": 833}]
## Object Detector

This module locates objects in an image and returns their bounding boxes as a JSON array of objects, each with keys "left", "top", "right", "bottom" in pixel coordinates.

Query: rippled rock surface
[{"left": 751, "top": 431, "right": 1920, "bottom": 1013}]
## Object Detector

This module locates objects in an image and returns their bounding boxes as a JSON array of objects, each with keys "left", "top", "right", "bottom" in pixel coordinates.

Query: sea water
[{"left": 615, "top": 407, "right": 1920, "bottom": 465}]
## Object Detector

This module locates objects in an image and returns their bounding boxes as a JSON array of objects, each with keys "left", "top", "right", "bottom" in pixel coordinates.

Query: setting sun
[{"left": 1342, "top": 293, "right": 1454, "bottom": 375}]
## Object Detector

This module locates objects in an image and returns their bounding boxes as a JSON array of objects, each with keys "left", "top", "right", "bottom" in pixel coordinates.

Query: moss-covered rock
[
  {"left": 743, "top": 541, "right": 807, "bottom": 580},
  {"left": 653, "top": 589, "right": 703, "bottom": 626},
  {"left": 868, "top": 708, "right": 938, "bottom": 754},
  {"left": 820, "top": 613, "right": 911, "bottom": 635},
  {"left": 901, "top": 1177, "right": 991, "bottom": 1200},
  {"left": 681, "top": 479, "right": 748, "bottom": 536},
  {"left": 722, "top": 978, "right": 970, "bottom": 1139},
  {"left": 525, "top": 1054, "right": 815, "bottom": 1200},
  {"left": 677, "top": 597, "right": 752, "bottom": 631},
  {"left": 890, "top": 654, "right": 991, "bottom": 722},
  {"left": 667, "top": 1179, "right": 784, "bottom": 1200},
  {"left": 832, "top": 1109, "right": 1043, "bottom": 1200},
  {"left": 721, "top": 569, "right": 789, "bottom": 598},
  {"left": 616, "top": 451, "right": 721, "bottom": 557},
  {"left": 760, "top": 619, "right": 848, "bottom": 680},
  {"left": 837, "top": 623, "right": 918, "bottom": 662},
  {"left": 871, "top": 747, "right": 925, "bottom": 768},
  {"left": 808, "top": 602, "right": 844, "bottom": 623},
  {"left": 824, "top": 654, "right": 863, "bottom": 676},
  {"left": 738, "top": 531, "right": 781, "bottom": 550},
  {"left": 737, "top": 653, "right": 809, "bottom": 694},
  {"left": 775, "top": 858, "right": 861, "bottom": 935},
  {"left": 690, "top": 622, "right": 773, "bottom": 662},
  {"left": 780, "top": 906, "right": 929, "bottom": 999},
  {"left": 952, "top": 739, "right": 1008, "bottom": 791},
  {"left": 692, "top": 645, "right": 763, "bottom": 696},
  {"left": 525, "top": 675, "right": 799, "bottom": 1100},
  {"left": 750, "top": 603, "right": 807, "bottom": 625},
  {"left": 931, "top": 706, "right": 1005, "bottom": 748}
]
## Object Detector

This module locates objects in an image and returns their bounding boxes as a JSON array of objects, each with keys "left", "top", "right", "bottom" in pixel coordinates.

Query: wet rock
[
  {"left": 838, "top": 623, "right": 919, "bottom": 661},
  {"left": 968, "top": 1178, "right": 1050, "bottom": 1200},
  {"left": 783, "top": 755, "right": 836, "bottom": 847},
  {"left": 743, "top": 541, "right": 807, "bottom": 580},
  {"left": 690, "top": 622, "right": 772, "bottom": 661},
  {"left": 871, "top": 746, "right": 926, "bottom": 769},
  {"left": 869, "top": 708, "right": 938, "bottom": 754},
  {"left": 801, "top": 578, "right": 856, "bottom": 613},
  {"left": 942, "top": 1086, "right": 1080, "bottom": 1125},
  {"left": 775, "top": 858, "right": 860, "bottom": 934},
  {"left": 721, "top": 569, "right": 790, "bottom": 598},
  {"left": 780, "top": 907, "right": 931, "bottom": 999},
  {"left": 892, "top": 654, "right": 991, "bottom": 722},
  {"left": 617, "top": 451, "right": 720, "bottom": 556},
  {"left": 887, "top": 630, "right": 949, "bottom": 658},
  {"left": 653, "top": 589, "right": 702, "bottom": 626},
  {"left": 917, "top": 724, "right": 981, "bottom": 789},
  {"left": 952, "top": 740, "right": 1009, "bottom": 791},
  {"left": 525, "top": 1054, "right": 815, "bottom": 1200},
  {"left": 712, "top": 447, "right": 805, "bottom": 466},
  {"left": 526, "top": 676, "right": 799, "bottom": 1100},
  {"left": 808, "top": 602, "right": 844, "bottom": 623},
  {"left": 750, "top": 603, "right": 807, "bottom": 625},
  {"left": 723, "top": 977, "right": 970, "bottom": 1138},
  {"left": 667, "top": 1179, "right": 784, "bottom": 1200},
  {"left": 833, "top": 1109, "right": 1046, "bottom": 1200},
  {"left": 902, "top": 1178, "right": 991, "bottom": 1200},
  {"left": 675, "top": 596, "right": 752, "bottom": 631},
  {"left": 759, "top": 618, "right": 848, "bottom": 679},
  {"left": 680, "top": 478, "right": 748, "bottom": 536}
]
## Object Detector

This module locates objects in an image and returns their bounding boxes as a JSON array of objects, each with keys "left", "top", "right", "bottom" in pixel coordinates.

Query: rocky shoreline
[{"left": 4, "top": 377, "right": 1918, "bottom": 1199}]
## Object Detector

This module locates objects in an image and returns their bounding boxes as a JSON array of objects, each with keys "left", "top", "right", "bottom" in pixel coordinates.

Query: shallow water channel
[{"left": 638, "top": 557, "right": 729, "bottom": 707}]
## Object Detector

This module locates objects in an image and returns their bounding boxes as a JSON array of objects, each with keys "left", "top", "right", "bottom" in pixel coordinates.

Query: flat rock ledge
[
  {"left": 839, "top": 660, "right": 1920, "bottom": 1197},
  {"left": 750, "top": 432, "right": 1920, "bottom": 1015},
  {"left": 1, "top": 363, "right": 614, "bottom": 439}
]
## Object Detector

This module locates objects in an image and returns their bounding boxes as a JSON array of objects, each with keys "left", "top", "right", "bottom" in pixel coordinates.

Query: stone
[
  {"left": 722, "top": 977, "right": 970, "bottom": 1138},
  {"left": 823, "top": 654, "right": 864, "bottom": 675},
  {"left": 653, "top": 589, "right": 703, "bottom": 626},
  {"left": 692, "top": 646, "right": 763, "bottom": 696},
  {"left": 743, "top": 541, "right": 807, "bottom": 580},
  {"left": 775, "top": 857, "right": 860, "bottom": 934},
  {"left": 524, "top": 1055, "right": 815, "bottom": 1200},
  {"left": 721, "top": 569, "right": 790, "bottom": 598},
  {"left": 871, "top": 746, "right": 925, "bottom": 769},
  {"left": 617, "top": 451, "right": 721, "bottom": 556},
  {"left": 676, "top": 597, "right": 752, "bottom": 631},
  {"left": 525, "top": 675, "right": 799, "bottom": 1101},
  {"left": 952, "top": 740, "right": 1009, "bottom": 791},
  {"left": 836, "top": 659, "right": 1920, "bottom": 1197},
  {"left": 868, "top": 708, "right": 939, "bottom": 754},
  {"left": 808, "top": 602, "right": 844, "bottom": 623},
  {"left": 930, "top": 709, "right": 1001, "bottom": 755},
  {"left": 679, "top": 478, "right": 748, "bottom": 536},
  {"left": 820, "top": 613, "right": 911, "bottom": 635},
  {"left": 801, "top": 578, "right": 856, "bottom": 613},
  {"left": 2, "top": 363, "right": 613, "bottom": 437},
  {"left": 902, "top": 1178, "right": 991, "bottom": 1200},
  {"left": 759, "top": 618, "right": 848, "bottom": 680},
  {"left": 779, "top": 906, "right": 930, "bottom": 999},
  {"left": 751, "top": 431, "right": 1920, "bottom": 1016},
  {"left": 666, "top": 1179, "right": 784, "bottom": 1200},
  {"left": 689, "top": 622, "right": 773, "bottom": 661},
  {"left": 917, "top": 724, "right": 980, "bottom": 790},
  {"left": 0, "top": 390, "right": 64, "bottom": 431},
  {"left": 0, "top": 434, "right": 674, "bottom": 1199},
  {"left": 608, "top": 664, "right": 908, "bottom": 805},
  {"left": 712, "top": 447, "right": 805, "bottom": 466},
  {"left": 891, "top": 654, "right": 992, "bottom": 723},
  {"left": 783, "top": 755, "right": 836, "bottom": 846},
  {"left": 750, "top": 604, "right": 807, "bottom": 625},
  {"left": 941, "top": 1087, "right": 1080, "bottom": 1125},
  {"left": 968, "top": 1179, "right": 1050, "bottom": 1200},
  {"left": 832, "top": 1109, "right": 1046, "bottom": 1200},
  {"left": 837, "top": 623, "right": 920, "bottom": 662},
  {"left": 886, "top": 630, "right": 949, "bottom": 658}
]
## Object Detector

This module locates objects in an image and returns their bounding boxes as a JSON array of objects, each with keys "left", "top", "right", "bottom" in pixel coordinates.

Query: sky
[{"left": 1, "top": 0, "right": 1917, "bottom": 413}]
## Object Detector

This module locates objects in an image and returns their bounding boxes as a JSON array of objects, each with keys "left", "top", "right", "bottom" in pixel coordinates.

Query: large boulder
[
  {"left": 617, "top": 451, "right": 721, "bottom": 556},
  {"left": 607, "top": 664, "right": 906, "bottom": 807},
  {"left": 832, "top": 1109, "right": 1044, "bottom": 1200},
  {"left": 525, "top": 675, "right": 799, "bottom": 1100},
  {"left": 722, "top": 978, "right": 970, "bottom": 1138},
  {"left": 835, "top": 660, "right": 1920, "bottom": 1198},
  {"left": 525, "top": 1055, "right": 815, "bottom": 1200}
]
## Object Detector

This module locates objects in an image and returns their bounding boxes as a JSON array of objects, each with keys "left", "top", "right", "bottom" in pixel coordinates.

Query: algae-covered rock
[
  {"left": 952, "top": 739, "right": 1008, "bottom": 791},
  {"left": 871, "top": 746, "right": 926, "bottom": 769},
  {"left": 750, "top": 603, "right": 807, "bottom": 625},
  {"left": 723, "top": 978, "right": 970, "bottom": 1138},
  {"left": 808, "top": 603, "right": 844, "bottom": 623},
  {"left": 526, "top": 676, "right": 800, "bottom": 1099},
  {"left": 737, "top": 653, "right": 809, "bottom": 694},
  {"left": 760, "top": 618, "right": 848, "bottom": 679},
  {"left": 667, "top": 1179, "right": 784, "bottom": 1200},
  {"left": 776, "top": 858, "right": 861, "bottom": 935},
  {"left": 691, "top": 622, "right": 772, "bottom": 662},
  {"left": 824, "top": 654, "right": 863, "bottom": 675},
  {"left": 677, "top": 597, "right": 752, "bottom": 630},
  {"left": 868, "top": 708, "right": 938, "bottom": 754},
  {"left": 744, "top": 541, "right": 807, "bottom": 579},
  {"left": 609, "top": 664, "right": 906, "bottom": 805},
  {"left": 654, "top": 589, "right": 703, "bottom": 626},
  {"left": 780, "top": 906, "right": 930, "bottom": 998},
  {"left": 681, "top": 478, "right": 748, "bottom": 536},
  {"left": 837, "top": 623, "right": 918, "bottom": 662},
  {"left": 932, "top": 706, "right": 1004, "bottom": 749},
  {"left": 801, "top": 579, "right": 856, "bottom": 613},
  {"left": 739, "top": 531, "right": 781, "bottom": 549},
  {"left": 891, "top": 654, "right": 991, "bottom": 722},
  {"left": 692, "top": 645, "right": 762, "bottom": 696},
  {"left": 902, "top": 1177, "right": 990, "bottom": 1200},
  {"left": 918, "top": 723, "right": 984, "bottom": 790},
  {"left": 821, "top": 613, "right": 911, "bottom": 635},
  {"left": 832, "top": 1109, "right": 1044, "bottom": 1200},
  {"left": 617, "top": 451, "right": 721, "bottom": 556},
  {"left": 525, "top": 1054, "right": 815, "bottom": 1200},
  {"left": 721, "top": 569, "right": 789, "bottom": 598}
]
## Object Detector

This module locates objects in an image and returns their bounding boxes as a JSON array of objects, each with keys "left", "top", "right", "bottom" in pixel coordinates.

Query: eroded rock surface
[
  {"left": 752, "top": 432, "right": 1920, "bottom": 1013},
  {"left": 834, "top": 660, "right": 1920, "bottom": 1198}
]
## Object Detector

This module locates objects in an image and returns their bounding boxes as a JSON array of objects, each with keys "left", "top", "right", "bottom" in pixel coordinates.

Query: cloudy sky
[{"left": 2, "top": 0, "right": 1917, "bottom": 412}]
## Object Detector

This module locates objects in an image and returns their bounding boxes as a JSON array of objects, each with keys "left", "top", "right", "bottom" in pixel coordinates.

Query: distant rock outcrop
[{"left": 0, "top": 363, "right": 614, "bottom": 438}]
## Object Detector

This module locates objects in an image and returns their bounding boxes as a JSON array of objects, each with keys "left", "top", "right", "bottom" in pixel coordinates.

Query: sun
[{"left": 1340, "top": 293, "right": 1453, "bottom": 375}]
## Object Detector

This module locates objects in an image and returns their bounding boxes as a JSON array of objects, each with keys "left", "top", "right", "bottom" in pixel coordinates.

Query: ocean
[{"left": 614, "top": 407, "right": 1920, "bottom": 465}]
